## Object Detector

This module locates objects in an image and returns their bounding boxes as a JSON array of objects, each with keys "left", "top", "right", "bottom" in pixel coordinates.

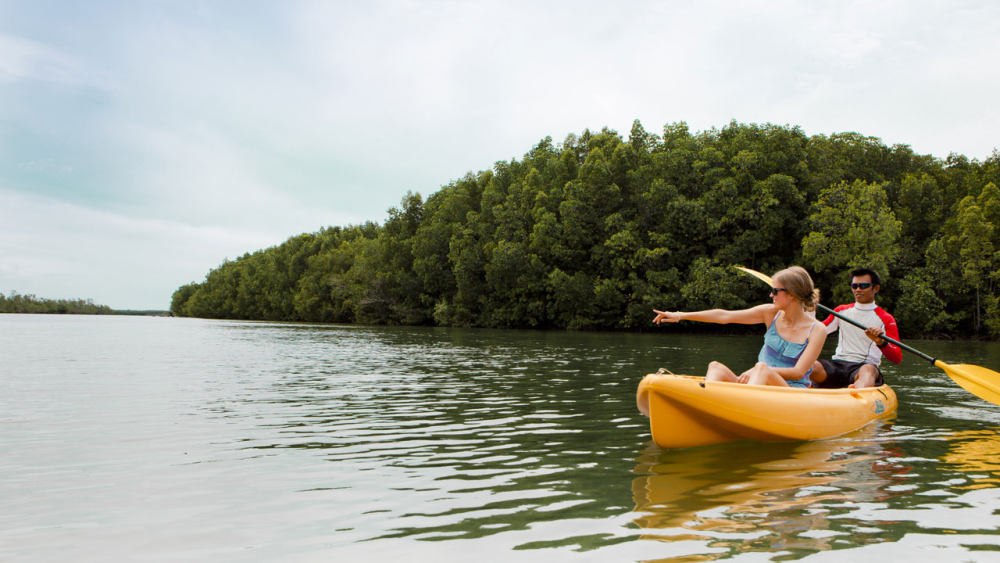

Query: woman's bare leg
[
  {"left": 809, "top": 361, "right": 827, "bottom": 385},
  {"left": 705, "top": 361, "right": 739, "bottom": 382},
  {"left": 745, "top": 362, "right": 790, "bottom": 387}
]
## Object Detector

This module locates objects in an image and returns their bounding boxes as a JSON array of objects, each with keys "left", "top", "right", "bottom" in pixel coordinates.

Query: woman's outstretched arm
[{"left": 653, "top": 303, "right": 774, "bottom": 326}]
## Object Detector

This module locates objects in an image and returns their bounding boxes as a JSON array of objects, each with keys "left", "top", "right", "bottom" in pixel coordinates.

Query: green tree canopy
[
  {"left": 171, "top": 120, "right": 1000, "bottom": 338},
  {"left": 802, "top": 179, "right": 902, "bottom": 303}
]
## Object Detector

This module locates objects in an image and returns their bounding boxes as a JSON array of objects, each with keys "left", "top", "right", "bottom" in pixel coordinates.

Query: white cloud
[
  {"left": 1, "top": 1, "right": 999, "bottom": 308},
  {"left": 105, "top": 117, "right": 353, "bottom": 230},
  {"left": 0, "top": 32, "right": 92, "bottom": 85},
  {"left": 0, "top": 188, "right": 283, "bottom": 309}
]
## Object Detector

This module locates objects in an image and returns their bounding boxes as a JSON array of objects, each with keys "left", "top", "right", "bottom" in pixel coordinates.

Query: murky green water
[{"left": 2, "top": 314, "right": 1000, "bottom": 561}]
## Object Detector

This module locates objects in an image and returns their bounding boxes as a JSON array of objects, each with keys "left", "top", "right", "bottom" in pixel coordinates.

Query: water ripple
[{"left": 4, "top": 316, "right": 1000, "bottom": 561}]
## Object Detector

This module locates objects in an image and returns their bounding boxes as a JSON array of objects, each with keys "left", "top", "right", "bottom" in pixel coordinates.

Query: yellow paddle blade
[
  {"left": 936, "top": 360, "right": 1000, "bottom": 405},
  {"left": 734, "top": 266, "right": 774, "bottom": 286}
]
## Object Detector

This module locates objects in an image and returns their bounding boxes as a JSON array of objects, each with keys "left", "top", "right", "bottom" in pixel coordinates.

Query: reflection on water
[
  {"left": 942, "top": 429, "right": 1000, "bottom": 489},
  {"left": 632, "top": 423, "right": 909, "bottom": 559},
  {"left": 631, "top": 421, "right": 1000, "bottom": 561},
  {"left": 4, "top": 316, "right": 1000, "bottom": 561}
]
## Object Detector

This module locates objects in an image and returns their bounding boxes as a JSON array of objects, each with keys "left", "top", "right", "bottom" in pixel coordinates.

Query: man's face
[{"left": 851, "top": 274, "right": 878, "bottom": 304}]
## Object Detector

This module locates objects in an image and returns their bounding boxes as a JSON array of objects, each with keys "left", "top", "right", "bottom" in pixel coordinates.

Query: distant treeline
[
  {"left": 171, "top": 120, "right": 1000, "bottom": 337},
  {"left": 111, "top": 310, "right": 171, "bottom": 317},
  {"left": 1, "top": 292, "right": 114, "bottom": 315}
]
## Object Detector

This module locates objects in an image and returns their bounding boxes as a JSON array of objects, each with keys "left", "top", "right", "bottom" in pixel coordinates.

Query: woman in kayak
[{"left": 652, "top": 266, "right": 826, "bottom": 388}]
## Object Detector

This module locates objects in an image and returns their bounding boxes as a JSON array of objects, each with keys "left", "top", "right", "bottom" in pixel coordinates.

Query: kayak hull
[{"left": 636, "top": 372, "right": 897, "bottom": 449}]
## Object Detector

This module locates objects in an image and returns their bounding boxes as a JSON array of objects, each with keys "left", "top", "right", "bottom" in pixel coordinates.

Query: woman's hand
[
  {"left": 652, "top": 310, "right": 682, "bottom": 324},
  {"left": 736, "top": 369, "right": 753, "bottom": 384},
  {"left": 737, "top": 362, "right": 767, "bottom": 384}
]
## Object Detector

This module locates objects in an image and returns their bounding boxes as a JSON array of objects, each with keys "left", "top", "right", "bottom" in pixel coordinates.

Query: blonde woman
[{"left": 653, "top": 266, "right": 826, "bottom": 388}]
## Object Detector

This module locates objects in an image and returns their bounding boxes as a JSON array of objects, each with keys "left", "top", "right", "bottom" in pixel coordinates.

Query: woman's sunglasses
[
  {"left": 850, "top": 282, "right": 873, "bottom": 290},
  {"left": 769, "top": 287, "right": 788, "bottom": 296}
]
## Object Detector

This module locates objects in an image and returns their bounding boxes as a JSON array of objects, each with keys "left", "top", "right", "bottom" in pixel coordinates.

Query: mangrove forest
[
  {"left": 1, "top": 292, "right": 114, "bottom": 315},
  {"left": 170, "top": 120, "right": 1000, "bottom": 338}
]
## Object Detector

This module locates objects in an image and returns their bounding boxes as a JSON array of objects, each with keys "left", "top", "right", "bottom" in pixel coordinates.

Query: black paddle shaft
[{"left": 816, "top": 303, "right": 936, "bottom": 365}]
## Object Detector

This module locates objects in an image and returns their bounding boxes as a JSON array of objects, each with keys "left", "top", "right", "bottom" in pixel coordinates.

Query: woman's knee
[
  {"left": 810, "top": 361, "right": 827, "bottom": 383},
  {"left": 706, "top": 361, "right": 726, "bottom": 376},
  {"left": 748, "top": 364, "right": 786, "bottom": 386},
  {"left": 705, "top": 361, "right": 735, "bottom": 381}
]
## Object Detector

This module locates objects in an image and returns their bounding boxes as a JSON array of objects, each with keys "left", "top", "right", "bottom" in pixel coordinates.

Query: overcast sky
[{"left": 1, "top": 1, "right": 998, "bottom": 310}]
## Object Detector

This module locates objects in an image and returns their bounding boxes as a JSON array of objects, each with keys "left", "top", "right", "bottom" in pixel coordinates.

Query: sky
[{"left": 1, "top": 1, "right": 998, "bottom": 310}]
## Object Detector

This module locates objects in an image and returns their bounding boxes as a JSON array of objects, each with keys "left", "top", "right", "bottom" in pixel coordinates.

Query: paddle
[{"left": 734, "top": 266, "right": 1000, "bottom": 405}]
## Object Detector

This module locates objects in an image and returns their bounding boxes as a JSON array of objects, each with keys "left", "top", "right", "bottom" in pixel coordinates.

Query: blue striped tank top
[{"left": 758, "top": 312, "right": 813, "bottom": 388}]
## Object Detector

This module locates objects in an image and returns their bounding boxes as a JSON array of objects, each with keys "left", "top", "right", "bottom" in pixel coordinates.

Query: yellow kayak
[{"left": 636, "top": 371, "right": 897, "bottom": 449}]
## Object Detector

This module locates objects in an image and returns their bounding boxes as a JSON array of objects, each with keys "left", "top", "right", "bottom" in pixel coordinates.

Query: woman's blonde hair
[{"left": 773, "top": 266, "right": 820, "bottom": 310}]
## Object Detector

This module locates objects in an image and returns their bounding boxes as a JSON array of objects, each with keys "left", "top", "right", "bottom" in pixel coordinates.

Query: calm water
[{"left": 3, "top": 314, "right": 1000, "bottom": 561}]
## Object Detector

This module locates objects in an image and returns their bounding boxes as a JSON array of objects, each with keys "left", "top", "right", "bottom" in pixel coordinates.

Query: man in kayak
[
  {"left": 811, "top": 268, "right": 902, "bottom": 388},
  {"left": 653, "top": 266, "right": 827, "bottom": 387}
]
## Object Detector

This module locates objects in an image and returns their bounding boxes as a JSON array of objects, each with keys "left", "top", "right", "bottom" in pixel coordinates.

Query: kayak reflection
[
  {"left": 632, "top": 422, "right": 910, "bottom": 557},
  {"left": 942, "top": 428, "right": 1000, "bottom": 489}
]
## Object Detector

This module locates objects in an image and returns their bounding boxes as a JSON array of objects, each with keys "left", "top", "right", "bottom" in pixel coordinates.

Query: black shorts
[{"left": 816, "top": 359, "right": 884, "bottom": 388}]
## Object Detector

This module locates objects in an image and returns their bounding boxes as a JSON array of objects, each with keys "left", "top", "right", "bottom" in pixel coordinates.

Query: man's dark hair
[{"left": 850, "top": 267, "right": 881, "bottom": 287}]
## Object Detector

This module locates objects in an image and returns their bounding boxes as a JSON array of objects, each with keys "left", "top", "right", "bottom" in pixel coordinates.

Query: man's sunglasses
[{"left": 850, "top": 282, "right": 873, "bottom": 290}]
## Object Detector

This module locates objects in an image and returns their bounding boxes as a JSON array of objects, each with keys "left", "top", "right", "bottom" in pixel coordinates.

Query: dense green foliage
[
  {"left": 171, "top": 121, "right": 1000, "bottom": 337},
  {"left": 0, "top": 292, "right": 114, "bottom": 314}
]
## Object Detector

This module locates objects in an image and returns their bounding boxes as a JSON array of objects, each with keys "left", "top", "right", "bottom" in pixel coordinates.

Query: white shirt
[{"left": 825, "top": 302, "right": 886, "bottom": 365}]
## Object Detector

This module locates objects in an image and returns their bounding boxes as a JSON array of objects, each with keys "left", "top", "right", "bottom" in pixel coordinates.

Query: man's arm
[
  {"left": 874, "top": 307, "right": 903, "bottom": 364},
  {"left": 821, "top": 304, "right": 852, "bottom": 334}
]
